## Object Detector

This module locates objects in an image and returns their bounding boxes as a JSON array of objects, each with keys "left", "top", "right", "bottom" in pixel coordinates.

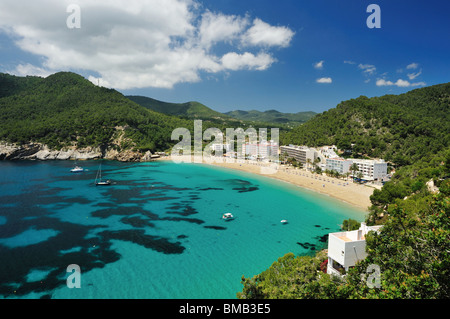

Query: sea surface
[{"left": 0, "top": 160, "right": 365, "bottom": 299}]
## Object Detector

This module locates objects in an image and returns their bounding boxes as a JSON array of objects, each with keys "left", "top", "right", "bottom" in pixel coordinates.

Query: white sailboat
[{"left": 95, "top": 162, "right": 111, "bottom": 186}]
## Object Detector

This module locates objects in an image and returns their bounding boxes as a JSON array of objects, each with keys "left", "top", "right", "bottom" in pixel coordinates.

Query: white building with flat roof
[
  {"left": 210, "top": 143, "right": 233, "bottom": 154},
  {"left": 243, "top": 140, "right": 278, "bottom": 159},
  {"left": 327, "top": 223, "right": 383, "bottom": 277},
  {"left": 280, "top": 145, "right": 316, "bottom": 165},
  {"left": 350, "top": 159, "right": 388, "bottom": 181},
  {"left": 326, "top": 158, "right": 353, "bottom": 175}
]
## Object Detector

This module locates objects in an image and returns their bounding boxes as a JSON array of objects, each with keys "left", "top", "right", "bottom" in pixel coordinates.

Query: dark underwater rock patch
[
  {"left": 233, "top": 186, "right": 259, "bottom": 193},
  {"left": 120, "top": 216, "right": 155, "bottom": 228},
  {"left": 161, "top": 217, "right": 205, "bottom": 225},
  {"left": 296, "top": 242, "right": 317, "bottom": 250},
  {"left": 203, "top": 226, "right": 227, "bottom": 230},
  {"left": 98, "top": 229, "right": 185, "bottom": 255}
]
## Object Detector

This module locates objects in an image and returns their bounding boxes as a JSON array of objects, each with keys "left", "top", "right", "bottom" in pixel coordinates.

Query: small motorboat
[
  {"left": 280, "top": 220, "right": 288, "bottom": 224},
  {"left": 222, "top": 213, "right": 234, "bottom": 220},
  {"left": 70, "top": 166, "right": 84, "bottom": 173}
]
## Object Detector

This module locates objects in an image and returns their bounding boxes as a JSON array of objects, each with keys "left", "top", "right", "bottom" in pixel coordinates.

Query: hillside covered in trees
[
  {"left": 239, "top": 83, "right": 450, "bottom": 299},
  {"left": 0, "top": 72, "right": 194, "bottom": 154},
  {"left": 225, "top": 109, "right": 317, "bottom": 128},
  {"left": 127, "top": 95, "right": 232, "bottom": 121},
  {"left": 281, "top": 83, "right": 450, "bottom": 166}
]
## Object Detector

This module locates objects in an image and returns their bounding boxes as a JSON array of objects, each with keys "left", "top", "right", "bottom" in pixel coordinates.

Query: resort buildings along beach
[{"left": 281, "top": 144, "right": 388, "bottom": 182}]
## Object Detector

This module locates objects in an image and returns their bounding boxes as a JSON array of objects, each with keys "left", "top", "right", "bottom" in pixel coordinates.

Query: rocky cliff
[{"left": 0, "top": 142, "right": 153, "bottom": 162}]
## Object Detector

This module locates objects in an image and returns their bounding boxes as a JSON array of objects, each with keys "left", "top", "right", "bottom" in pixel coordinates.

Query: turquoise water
[{"left": 0, "top": 160, "right": 365, "bottom": 299}]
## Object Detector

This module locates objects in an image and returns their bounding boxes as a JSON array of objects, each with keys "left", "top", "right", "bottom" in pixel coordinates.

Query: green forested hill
[
  {"left": 239, "top": 83, "right": 450, "bottom": 299},
  {"left": 127, "top": 95, "right": 232, "bottom": 120},
  {"left": 0, "top": 73, "right": 43, "bottom": 98},
  {"left": 225, "top": 109, "right": 317, "bottom": 127},
  {"left": 281, "top": 83, "right": 450, "bottom": 166},
  {"left": 0, "top": 72, "right": 192, "bottom": 152}
]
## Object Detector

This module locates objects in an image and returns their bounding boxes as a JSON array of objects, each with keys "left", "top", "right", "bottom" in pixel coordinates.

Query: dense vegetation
[
  {"left": 281, "top": 83, "right": 450, "bottom": 165},
  {"left": 239, "top": 83, "right": 450, "bottom": 299},
  {"left": 0, "top": 72, "right": 195, "bottom": 153},
  {"left": 238, "top": 185, "right": 449, "bottom": 299},
  {"left": 127, "top": 95, "right": 232, "bottom": 120},
  {"left": 225, "top": 109, "right": 317, "bottom": 128},
  {"left": 0, "top": 72, "right": 291, "bottom": 156}
]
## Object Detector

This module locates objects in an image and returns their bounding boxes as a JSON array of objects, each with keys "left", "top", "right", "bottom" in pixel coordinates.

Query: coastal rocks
[
  {"left": 103, "top": 148, "right": 147, "bottom": 162},
  {"left": 0, "top": 142, "right": 103, "bottom": 161},
  {"left": 0, "top": 143, "right": 41, "bottom": 160},
  {"left": 34, "top": 145, "right": 103, "bottom": 160},
  {"left": 0, "top": 141, "right": 153, "bottom": 162}
]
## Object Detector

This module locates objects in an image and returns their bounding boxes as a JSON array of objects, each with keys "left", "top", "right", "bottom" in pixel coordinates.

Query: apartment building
[
  {"left": 280, "top": 145, "right": 316, "bottom": 165},
  {"left": 350, "top": 159, "right": 388, "bottom": 181},
  {"left": 210, "top": 143, "right": 233, "bottom": 154},
  {"left": 243, "top": 140, "right": 279, "bottom": 159},
  {"left": 325, "top": 158, "right": 353, "bottom": 175}
]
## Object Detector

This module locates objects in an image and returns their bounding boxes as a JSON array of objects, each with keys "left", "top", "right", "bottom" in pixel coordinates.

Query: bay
[{"left": 0, "top": 160, "right": 365, "bottom": 299}]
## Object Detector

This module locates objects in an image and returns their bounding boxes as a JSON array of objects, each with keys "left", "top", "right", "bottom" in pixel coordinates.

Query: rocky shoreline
[{"left": 0, "top": 142, "right": 155, "bottom": 162}]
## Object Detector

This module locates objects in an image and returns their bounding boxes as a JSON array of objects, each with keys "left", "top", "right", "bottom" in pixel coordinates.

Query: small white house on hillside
[{"left": 327, "top": 223, "right": 382, "bottom": 276}]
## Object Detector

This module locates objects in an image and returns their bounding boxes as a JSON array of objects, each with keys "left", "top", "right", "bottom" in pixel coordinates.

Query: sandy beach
[{"left": 157, "top": 156, "right": 375, "bottom": 212}]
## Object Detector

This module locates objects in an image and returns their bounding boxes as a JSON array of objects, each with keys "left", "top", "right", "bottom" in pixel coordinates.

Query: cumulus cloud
[
  {"left": 0, "top": 0, "right": 294, "bottom": 89},
  {"left": 376, "top": 78, "right": 426, "bottom": 88},
  {"left": 241, "top": 18, "right": 295, "bottom": 48},
  {"left": 221, "top": 52, "right": 275, "bottom": 71},
  {"left": 199, "top": 10, "right": 249, "bottom": 50},
  {"left": 316, "top": 77, "right": 332, "bottom": 84}
]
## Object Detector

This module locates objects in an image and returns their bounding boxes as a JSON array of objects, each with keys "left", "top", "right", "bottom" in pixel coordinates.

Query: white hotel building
[
  {"left": 325, "top": 158, "right": 353, "bottom": 175},
  {"left": 325, "top": 158, "right": 388, "bottom": 181},
  {"left": 242, "top": 140, "right": 279, "bottom": 159},
  {"left": 350, "top": 159, "right": 388, "bottom": 181},
  {"left": 280, "top": 145, "right": 316, "bottom": 165}
]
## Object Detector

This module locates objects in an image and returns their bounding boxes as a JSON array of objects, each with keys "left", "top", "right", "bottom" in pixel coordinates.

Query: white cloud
[
  {"left": 376, "top": 79, "right": 394, "bottom": 86},
  {"left": 7, "top": 63, "right": 54, "bottom": 78},
  {"left": 199, "top": 10, "right": 249, "bottom": 50},
  {"left": 344, "top": 60, "right": 356, "bottom": 65},
  {"left": 221, "top": 52, "right": 275, "bottom": 71},
  {"left": 407, "top": 69, "right": 422, "bottom": 80},
  {"left": 316, "top": 77, "right": 332, "bottom": 84},
  {"left": 0, "top": 0, "right": 294, "bottom": 89},
  {"left": 314, "top": 60, "right": 324, "bottom": 69},
  {"left": 358, "top": 63, "right": 376, "bottom": 75},
  {"left": 394, "top": 79, "right": 411, "bottom": 87},
  {"left": 376, "top": 78, "right": 426, "bottom": 88},
  {"left": 241, "top": 18, "right": 295, "bottom": 48},
  {"left": 406, "top": 62, "right": 419, "bottom": 70}
]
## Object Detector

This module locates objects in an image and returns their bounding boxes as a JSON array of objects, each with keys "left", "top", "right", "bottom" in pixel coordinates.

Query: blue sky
[{"left": 0, "top": 0, "right": 449, "bottom": 113}]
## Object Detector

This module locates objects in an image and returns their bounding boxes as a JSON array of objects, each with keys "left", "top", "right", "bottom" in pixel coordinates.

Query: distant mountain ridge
[
  {"left": 225, "top": 109, "right": 317, "bottom": 127},
  {"left": 127, "top": 95, "right": 232, "bottom": 120},
  {"left": 128, "top": 95, "right": 317, "bottom": 127}
]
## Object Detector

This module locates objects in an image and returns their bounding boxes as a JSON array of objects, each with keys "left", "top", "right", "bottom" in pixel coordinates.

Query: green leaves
[{"left": 0, "top": 72, "right": 193, "bottom": 153}]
